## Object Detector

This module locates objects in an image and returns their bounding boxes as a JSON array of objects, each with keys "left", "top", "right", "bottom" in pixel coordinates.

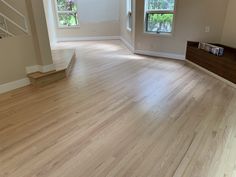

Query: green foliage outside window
[
  {"left": 57, "top": 0, "right": 78, "bottom": 27},
  {"left": 146, "top": 0, "right": 175, "bottom": 33},
  {"left": 147, "top": 14, "right": 173, "bottom": 33},
  {"left": 147, "top": 0, "right": 175, "bottom": 10}
]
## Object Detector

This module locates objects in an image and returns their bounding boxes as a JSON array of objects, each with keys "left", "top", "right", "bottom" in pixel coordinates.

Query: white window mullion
[
  {"left": 146, "top": 10, "right": 174, "bottom": 14},
  {"left": 144, "top": 0, "right": 176, "bottom": 34},
  {"left": 57, "top": 11, "right": 77, "bottom": 14},
  {"left": 54, "top": 0, "right": 79, "bottom": 28},
  {"left": 126, "top": 0, "right": 132, "bottom": 31}
]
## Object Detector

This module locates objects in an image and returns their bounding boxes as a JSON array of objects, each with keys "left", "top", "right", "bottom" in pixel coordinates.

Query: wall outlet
[{"left": 205, "top": 26, "right": 210, "bottom": 33}]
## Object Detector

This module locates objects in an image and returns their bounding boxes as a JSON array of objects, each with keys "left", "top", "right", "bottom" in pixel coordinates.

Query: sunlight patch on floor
[{"left": 104, "top": 54, "right": 145, "bottom": 60}]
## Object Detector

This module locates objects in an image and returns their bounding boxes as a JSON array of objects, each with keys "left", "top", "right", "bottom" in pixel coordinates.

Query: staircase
[
  {"left": 0, "top": 0, "right": 76, "bottom": 88},
  {"left": 28, "top": 49, "right": 76, "bottom": 87},
  {"left": 0, "top": 0, "right": 28, "bottom": 39}
]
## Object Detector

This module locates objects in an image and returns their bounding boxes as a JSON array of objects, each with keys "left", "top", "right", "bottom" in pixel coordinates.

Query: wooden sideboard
[{"left": 186, "top": 41, "right": 236, "bottom": 84}]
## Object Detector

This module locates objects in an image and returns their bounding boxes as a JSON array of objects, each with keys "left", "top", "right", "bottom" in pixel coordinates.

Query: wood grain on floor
[{"left": 0, "top": 40, "right": 236, "bottom": 177}]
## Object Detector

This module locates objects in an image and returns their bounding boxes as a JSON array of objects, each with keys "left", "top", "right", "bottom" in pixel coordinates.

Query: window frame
[
  {"left": 126, "top": 0, "right": 132, "bottom": 31},
  {"left": 54, "top": 0, "right": 79, "bottom": 29},
  {"left": 144, "top": 0, "right": 177, "bottom": 36}
]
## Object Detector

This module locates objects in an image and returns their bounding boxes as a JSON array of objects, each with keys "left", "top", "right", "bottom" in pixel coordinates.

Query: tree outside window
[
  {"left": 145, "top": 0, "right": 176, "bottom": 34},
  {"left": 56, "top": 0, "right": 79, "bottom": 27}
]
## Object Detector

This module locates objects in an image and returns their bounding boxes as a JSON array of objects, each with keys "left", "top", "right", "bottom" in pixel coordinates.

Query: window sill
[
  {"left": 57, "top": 25, "right": 80, "bottom": 29},
  {"left": 144, "top": 32, "right": 174, "bottom": 37}
]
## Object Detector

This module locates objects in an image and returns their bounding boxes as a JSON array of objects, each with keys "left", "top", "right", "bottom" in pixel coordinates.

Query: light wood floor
[{"left": 1, "top": 40, "right": 236, "bottom": 177}]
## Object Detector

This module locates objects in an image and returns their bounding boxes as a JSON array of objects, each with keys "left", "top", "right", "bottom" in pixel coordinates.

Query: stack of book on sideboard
[{"left": 198, "top": 42, "right": 224, "bottom": 56}]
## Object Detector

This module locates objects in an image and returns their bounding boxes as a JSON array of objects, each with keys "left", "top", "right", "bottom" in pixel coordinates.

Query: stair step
[
  {"left": 28, "top": 70, "right": 66, "bottom": 87},
  {"left": 52, "top": 49, "right": 76, "bottom": 76},
  {"left": 28, "top": 49, "right": 76, "bottom": 87}
]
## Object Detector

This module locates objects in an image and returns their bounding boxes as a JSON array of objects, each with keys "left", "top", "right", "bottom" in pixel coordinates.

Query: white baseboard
[
  {"left": 134, "top": 49, "right": 186, "bottom": 60},
  {"left": 0, "top": 78, "right": 30, "bottom": 94},
  {"left": 57, "top": 36, "right": 120, "bottom": 42},
  {"left": 186, "top": 60, "right": 236, "bottom": 89},
  {"left": 56, "top": 36, "right": 185, "bottom": 61},
  {"left": 120, "top": 37, "right": 134, "bottom": 52},
  {"left": 57, "top": 35, "right": 185, "bottom": 61},
  {"left": 119, "top": 37, "right": 185, "bottom": 61},
  {"left": 26, "top": 64, "right": 56, "bottom": 74}
]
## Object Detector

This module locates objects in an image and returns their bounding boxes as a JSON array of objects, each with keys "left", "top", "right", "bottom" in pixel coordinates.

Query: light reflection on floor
[{"left": 52, "top": 40, "right": 186, "bottom": 117}]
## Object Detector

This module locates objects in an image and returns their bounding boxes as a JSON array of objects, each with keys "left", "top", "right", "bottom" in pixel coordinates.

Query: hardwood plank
[{"left": 0, "top": 40, "right": 236, "bottom": 177}]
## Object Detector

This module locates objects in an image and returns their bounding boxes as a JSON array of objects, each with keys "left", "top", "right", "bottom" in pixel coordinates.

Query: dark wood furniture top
[{"left": 186, "top": 41, "right": 236, "bottom": 84}]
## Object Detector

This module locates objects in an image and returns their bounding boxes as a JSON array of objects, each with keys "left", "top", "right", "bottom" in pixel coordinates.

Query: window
[
  {"left": 127, "top": 0, "right": 132, "bottom": 31},
  {"left": 55, "top": 0, "right": 79, "bottom": 28},
  {"left": 145, "top": 0, "right": 176, "bottom": 34}
]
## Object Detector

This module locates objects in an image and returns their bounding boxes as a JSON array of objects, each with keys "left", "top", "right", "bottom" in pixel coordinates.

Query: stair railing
[{"left": 0, "top": 0, "right": 28, "bottom": 38}]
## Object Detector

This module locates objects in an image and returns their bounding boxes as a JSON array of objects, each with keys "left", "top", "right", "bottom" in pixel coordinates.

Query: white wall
[
  {"left": 43, "top": 0, "right": 57, "bottom": 46},
  {"left": 134, "top": 0, "right": 229, "bottom": 56},
  {"left": 0, "top": 0, "right": 53, "bottom": 85},
  {"left": 56, "top": 0, "right": 120, "bottom": 40},
  {"left": 0, "top": 36, "right": 37, "bottom": 84},
  {"left": 26, "top": 0, "right": 54, "bottom": 66},
  {"left": 48, "top": 0, "right": 233, "bottom": 54},
  {"left": 0, "top": 0, "right": 36, "bottom": 85},
  {"left": 221, "top": 0, "right": 236, "bottom": 48},
  {"left": 120, "top": 0, "right": 135, "bottom": 49},
  {"left": 78, "top": 0, "right": 119, "bottom": 23}
]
